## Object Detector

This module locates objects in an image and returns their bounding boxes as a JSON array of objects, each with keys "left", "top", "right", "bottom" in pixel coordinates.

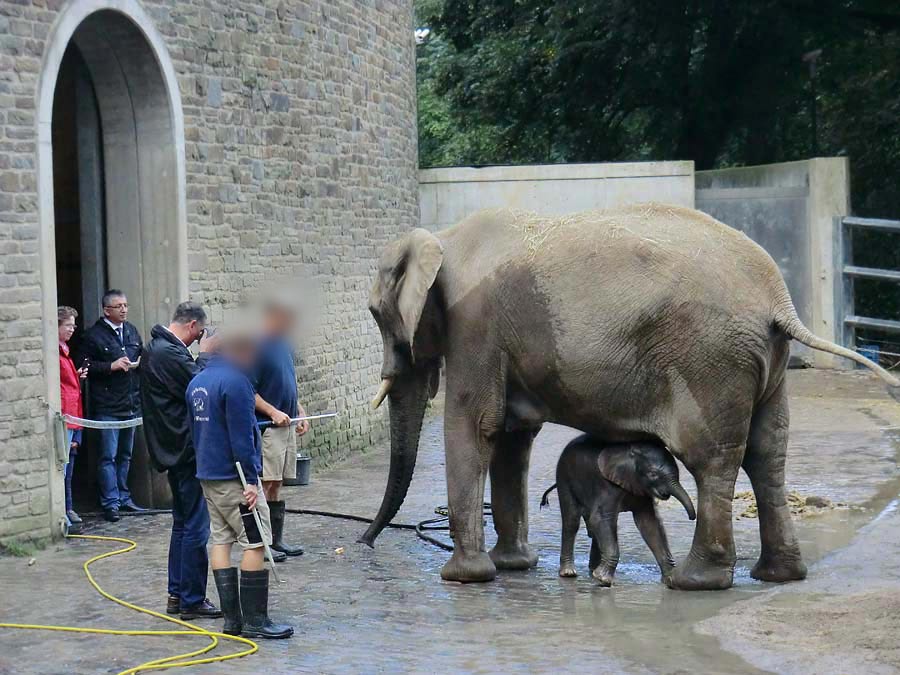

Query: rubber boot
[
  {"left": 212, "top": 568, "right": 242, "bottom": 636},
  {"left": 239, "top": 569, "right": 293, "bottom": 639},
  {"left": 269, "top": 501, "right": 304, "bottom": 556}
]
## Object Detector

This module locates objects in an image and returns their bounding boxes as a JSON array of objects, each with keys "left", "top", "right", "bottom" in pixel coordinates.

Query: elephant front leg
[
  {"left": 440, "top": 413, "right": 497, "bottom": 583},
  {"left": 633, "top": 502, "right": 676, "bottom": 583},
  {"left": 489, "top": 430, "right": 539, "bottom": 571},
  {"left": 667, "top": 451, "right": 742, "bottom": 591},
  {"left": 587, "top": 511, "right": 619, "bottom": 587}
]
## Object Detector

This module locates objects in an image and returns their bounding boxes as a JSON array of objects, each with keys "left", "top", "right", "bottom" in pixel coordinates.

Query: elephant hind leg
[
  {"left": 743, "top": 380, "right": 806, "bottom": 583},
  {"left": 556, "top": 485, "right": 581, "bottom": 577},
  {"left": 489, "top": 430, "right": 539, "bottom": 571}
]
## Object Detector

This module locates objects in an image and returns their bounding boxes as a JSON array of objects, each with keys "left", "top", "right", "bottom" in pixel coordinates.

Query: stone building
[{"left": 0, "top": 0, "right": 418, "bottom": 543}]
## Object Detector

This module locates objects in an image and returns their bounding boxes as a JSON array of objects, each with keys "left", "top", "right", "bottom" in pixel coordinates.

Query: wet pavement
[{"left": 2, "top": 369, "right": 900, "bottom": 674}]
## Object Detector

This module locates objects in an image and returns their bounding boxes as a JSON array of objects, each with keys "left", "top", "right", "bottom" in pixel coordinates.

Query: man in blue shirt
[
  {"left": 187, "top": 333, "right": 293, "bottom": 640},
  {"left": 253, "top": 300, "right": 309, "bottom": 558}
]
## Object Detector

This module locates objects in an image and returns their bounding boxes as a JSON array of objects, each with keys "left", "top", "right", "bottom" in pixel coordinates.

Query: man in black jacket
[
  {"left": 81, "top": 289, "right": 144, "bottom": 521},
  {"left": 141, "top": 301, "right": 222, "bottom": 620}
]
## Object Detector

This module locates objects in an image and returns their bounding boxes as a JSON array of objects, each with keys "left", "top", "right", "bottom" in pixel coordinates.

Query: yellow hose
[{"left": 0, "top": 534, "right": 258, "bottom": 674}]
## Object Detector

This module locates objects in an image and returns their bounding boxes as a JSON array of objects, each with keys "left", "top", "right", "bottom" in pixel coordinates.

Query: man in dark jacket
[
  {"left": 80, "top": 289, "right": 144, "bottom": 521},
  {"left": 141, "top": 301, "right": 221, "bottom": 620}
]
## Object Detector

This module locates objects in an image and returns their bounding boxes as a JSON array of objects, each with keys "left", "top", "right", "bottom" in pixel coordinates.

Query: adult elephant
[{"left": 358, "top": 205, "right": 899, "bottom": 589}]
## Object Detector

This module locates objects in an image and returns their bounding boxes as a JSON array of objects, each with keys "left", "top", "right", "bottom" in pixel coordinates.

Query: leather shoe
[
  {"left": 167, "top": 595, "right": 180, "bottom": 615},
  {"left": 269, "top": 548, "right": 287, "bottom": 563},
  {"left": 103, "top": 509, "right": 120, "bottom": 522},
  {"left": 180, "top": 598, "right": 224, "bottom": 620},
  {"left": 120, "top": 502, "right": 148, "bottom": 513},
  {"left": 67, "top": 510, "right": 83, "bottom": 524}
]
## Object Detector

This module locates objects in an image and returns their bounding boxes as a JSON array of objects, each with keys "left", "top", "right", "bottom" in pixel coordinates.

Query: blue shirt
[
  {"left": 252, "top": 336, "right": 298, "bottom": 422},
  {"left": 187, "top": 356, "right": 262, "bottom": 481}
]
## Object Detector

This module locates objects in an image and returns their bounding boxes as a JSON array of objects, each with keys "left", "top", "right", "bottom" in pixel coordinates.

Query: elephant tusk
[{"left": 371, "top": 378, "right": 394, "bottom": 410}]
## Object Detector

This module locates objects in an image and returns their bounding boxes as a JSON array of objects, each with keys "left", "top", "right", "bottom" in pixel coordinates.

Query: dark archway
[{"left": 40, "top": 4, "right": 187, "bottom": 512}]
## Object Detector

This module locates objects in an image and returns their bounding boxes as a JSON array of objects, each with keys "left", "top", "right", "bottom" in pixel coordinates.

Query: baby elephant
[{"left": 541, "top": 435, "right": 696, "bottom": 586}]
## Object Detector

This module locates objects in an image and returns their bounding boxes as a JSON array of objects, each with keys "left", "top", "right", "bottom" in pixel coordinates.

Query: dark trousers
[{"left": 167, "top": 463, "right": 210, "bottom": 609}]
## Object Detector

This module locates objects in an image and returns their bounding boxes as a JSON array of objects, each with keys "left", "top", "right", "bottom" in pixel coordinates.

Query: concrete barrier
[
  {"left": 696, "top": 159, "right": 850, "bottom": 367},
  {"left": 419, "top": 161, "right": 696, "bottom": 230}
]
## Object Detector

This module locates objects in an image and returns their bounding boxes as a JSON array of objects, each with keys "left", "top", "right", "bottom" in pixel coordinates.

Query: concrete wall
[
  {"left": 0, "top": 0, "right": 418, "bottom": 542},
  {"left": 696, "top": 159, "right": 850, "bottom": 367},
  {"left": 419, "top": 161, "right": 695, "bottom": 230}
]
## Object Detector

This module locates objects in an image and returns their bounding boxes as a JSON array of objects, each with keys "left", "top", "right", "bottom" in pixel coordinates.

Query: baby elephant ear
[{"left": 597, "top": 448, "right": 646, "bottom": 496}]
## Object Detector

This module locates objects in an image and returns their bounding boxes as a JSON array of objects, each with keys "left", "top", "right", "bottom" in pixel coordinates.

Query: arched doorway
[{"left": 38, "top": 2, "right": 188, "bottom": 511}]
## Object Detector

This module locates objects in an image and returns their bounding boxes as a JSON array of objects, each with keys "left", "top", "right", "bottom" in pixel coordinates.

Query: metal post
[
  {"left": 841, "top": 218, "right": 855, "bottom": 352},
  {"left": 833, "top": 216, "right": 854, "bottom": 351}
]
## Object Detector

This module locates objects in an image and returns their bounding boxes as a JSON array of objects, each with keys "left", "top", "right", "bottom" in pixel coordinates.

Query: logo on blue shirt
[{"left": 190, "top": 386, "right": 210, "bottom": 422}]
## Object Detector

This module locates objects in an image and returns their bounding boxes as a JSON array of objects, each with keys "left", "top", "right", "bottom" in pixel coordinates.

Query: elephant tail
[
  {"left": 540, "top": 484, "right": 557, "bottom": 509},
  {"left": 774, "top": 300, "right": 900, "bottom": 400}
]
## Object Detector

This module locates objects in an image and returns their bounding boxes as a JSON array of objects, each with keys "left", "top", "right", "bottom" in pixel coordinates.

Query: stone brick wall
[
  {"left": 0, "top": 0, "right": 52, "bottom": 541},
  {"left": 0, "top": 0, "right": 418, "bottom": 541}
]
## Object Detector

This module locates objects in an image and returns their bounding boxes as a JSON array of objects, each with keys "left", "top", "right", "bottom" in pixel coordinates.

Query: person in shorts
[
  {"left": 252, "top": 300, "right": 309, "bottom": 558},
  {"left": 187, "top": 332, "right": 293, "bottom": 640}
]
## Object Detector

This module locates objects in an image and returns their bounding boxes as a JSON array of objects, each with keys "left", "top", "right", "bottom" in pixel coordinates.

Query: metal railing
[{"left": 834, "top": 216, "right": 900, "bottom": 355}]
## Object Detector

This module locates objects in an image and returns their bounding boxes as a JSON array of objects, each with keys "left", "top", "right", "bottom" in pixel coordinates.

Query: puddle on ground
[{"left": 419, "top": 426, "right": 900, "bottom": 675}]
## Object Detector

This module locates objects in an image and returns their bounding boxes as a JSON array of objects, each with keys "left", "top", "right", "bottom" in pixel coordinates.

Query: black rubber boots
[
  {"left": 213, "top": 568, "right": 293, "bottom": 639},
  {"left": 212, "top": 568, "right": 242, "bottom": 635},
  {"left": 269, "top": 500, "right": 304, "bottom": 557},
  {"left": 239, "top": 569, "right": 293, "bottom": 639}
]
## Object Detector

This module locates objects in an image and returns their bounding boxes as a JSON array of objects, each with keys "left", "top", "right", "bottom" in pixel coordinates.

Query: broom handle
[{"left": 235, "top": 462, "right": 282, "bottom": 583}]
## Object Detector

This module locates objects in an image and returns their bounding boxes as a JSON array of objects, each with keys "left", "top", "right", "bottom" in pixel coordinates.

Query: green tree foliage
[{"left": 417, "top": 0, "right": 900, "bottom": 213}]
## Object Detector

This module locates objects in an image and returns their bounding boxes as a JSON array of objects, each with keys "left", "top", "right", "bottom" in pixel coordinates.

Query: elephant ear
[
  {"left": 597, "top": 447, "right": 647, "bottom": 496},
  {"left": 396, "top": 228, "right": 443, "bottom": 359}
]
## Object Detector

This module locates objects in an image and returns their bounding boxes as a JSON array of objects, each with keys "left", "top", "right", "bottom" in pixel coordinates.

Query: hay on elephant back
[{"left": 505, "top": 203, "right": 690, "bottom": 258}]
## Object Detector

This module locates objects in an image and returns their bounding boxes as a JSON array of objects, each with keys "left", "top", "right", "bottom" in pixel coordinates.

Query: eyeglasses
[{"left": 105, "top": 303, "right": 128, "bottom": 310}]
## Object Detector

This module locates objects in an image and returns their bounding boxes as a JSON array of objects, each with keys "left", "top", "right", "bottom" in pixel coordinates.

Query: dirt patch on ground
[
  {"left": 733, "top": 490, "right": 848, "bottom": 519},
  {"left": 699, "top": 589, "right": 900, "bottom": 675}
]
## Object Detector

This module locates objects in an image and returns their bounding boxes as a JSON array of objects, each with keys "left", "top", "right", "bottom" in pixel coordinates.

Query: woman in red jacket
[{"left": 59, "top": 306, "right": 88, "bottom": 529}]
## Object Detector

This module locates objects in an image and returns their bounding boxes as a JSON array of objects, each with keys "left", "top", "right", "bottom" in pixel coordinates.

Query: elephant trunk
[
  {"left": 670, "top": 480, "right": 696, "bottom": 521},
  {"left": 358, "top": 369, "right": 431, "bottom": 547}
]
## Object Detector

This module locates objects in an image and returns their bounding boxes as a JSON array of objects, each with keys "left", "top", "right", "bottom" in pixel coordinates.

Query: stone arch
[{"left": 37, "top": 0, "right": 187, "bottom": 512}]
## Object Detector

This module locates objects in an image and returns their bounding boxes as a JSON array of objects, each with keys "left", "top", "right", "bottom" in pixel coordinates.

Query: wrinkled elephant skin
[{"left": 361, "top": 205, "right": 900, "bottom": 589}]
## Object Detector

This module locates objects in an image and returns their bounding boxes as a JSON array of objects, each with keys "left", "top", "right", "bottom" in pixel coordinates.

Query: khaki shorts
[
  {"left": 261, "top": 425, "right": 297, "bottom": 481},
  {"left": 200, "top": 479, "right": 272, "bottom": 549}
]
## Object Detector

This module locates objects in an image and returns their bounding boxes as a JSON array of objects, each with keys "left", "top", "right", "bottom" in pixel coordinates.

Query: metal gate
[{"left": 834, "top": 216, "right": 900, "bottom": 358}]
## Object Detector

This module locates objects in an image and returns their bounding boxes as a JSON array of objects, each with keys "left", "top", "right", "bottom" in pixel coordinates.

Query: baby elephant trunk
[{"left": 669, "top": 480, "right": 696, "bottom": 521}]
